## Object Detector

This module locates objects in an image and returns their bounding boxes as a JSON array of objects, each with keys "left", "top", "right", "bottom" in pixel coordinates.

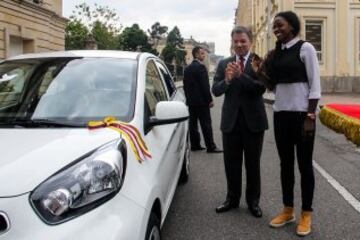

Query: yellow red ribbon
[{"left": 88, "top": 117, "right": 151, "bottom": 163}]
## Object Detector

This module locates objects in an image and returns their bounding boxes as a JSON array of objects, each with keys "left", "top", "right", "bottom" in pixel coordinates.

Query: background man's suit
[
  {"left": 183, "top": 60, "right": 217, "bottom": 151},
  {"left": 212, "top": 54, "right": 268, "bottom": 207}
]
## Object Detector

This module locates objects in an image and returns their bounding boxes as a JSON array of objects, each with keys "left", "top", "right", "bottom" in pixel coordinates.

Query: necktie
[{"left": 239, "top": 56, "right": 245, "bottom": 72}]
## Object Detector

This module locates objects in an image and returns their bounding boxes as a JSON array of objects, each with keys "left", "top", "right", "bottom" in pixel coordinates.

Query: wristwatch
[{"left": 306, "top": 113, "right": 316, "bottom": 120}]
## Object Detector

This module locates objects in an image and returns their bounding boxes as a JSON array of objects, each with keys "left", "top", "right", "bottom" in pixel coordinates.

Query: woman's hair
[
  {"left": 275, "top": 11, "right": 301, "bottom": 36},
  {"left": 274, "top": 11, "right": 301, "bottom": 51},
  {"left": 265, "top": 12, "right": 301, "bottom": 88}
]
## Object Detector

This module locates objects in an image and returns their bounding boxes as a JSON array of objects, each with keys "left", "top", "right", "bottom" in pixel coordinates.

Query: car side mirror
[{"left": 147, "top": 101, "right": 188, "bottom": 129}]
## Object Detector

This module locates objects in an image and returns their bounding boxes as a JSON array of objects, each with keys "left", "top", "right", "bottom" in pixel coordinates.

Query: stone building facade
[
  {"left": 236, "top": 0, "right": 360, "bottom": 93},
  {"left": 0, "top": 0, "right": 67, "bottom": 59},
  {"left": 156, "top": 36, "right": 215, "bottom": 74}
]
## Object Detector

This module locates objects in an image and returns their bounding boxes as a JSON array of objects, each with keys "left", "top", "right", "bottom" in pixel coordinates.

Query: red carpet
[
  {"left": 319, "top": 104, "right": 360, "bottom": 146},
  {"left": 326, "top": 104, "right": 360, "bottom": 119}
]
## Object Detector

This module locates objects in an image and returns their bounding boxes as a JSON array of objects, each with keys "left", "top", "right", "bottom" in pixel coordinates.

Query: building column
[
  {"left": 4, "top": 28, "right": 10, "bottom": 58},
  {"left": 336, "top": 0, "right": 349, "bottom": 76},
  {"left": 282, "top": 0, "right": 294, "bottom": 11}
]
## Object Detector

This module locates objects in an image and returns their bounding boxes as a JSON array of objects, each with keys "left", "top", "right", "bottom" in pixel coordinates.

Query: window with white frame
[{"left": 305, "top": 20, "right": 323, "bottom": 63}]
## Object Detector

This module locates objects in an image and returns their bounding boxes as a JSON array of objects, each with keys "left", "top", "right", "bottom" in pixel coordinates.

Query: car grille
[{"left": 0, "top": 212, "right": 10, "bottom": 234}]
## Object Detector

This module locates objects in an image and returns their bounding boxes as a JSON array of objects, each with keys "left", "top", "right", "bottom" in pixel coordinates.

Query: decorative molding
[{"left": 4, "top": 0, "right": 67, "bottom": 23}]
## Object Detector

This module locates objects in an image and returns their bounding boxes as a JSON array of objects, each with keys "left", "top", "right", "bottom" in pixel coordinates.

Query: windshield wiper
[
  {"left": 11, "top": 118, "right": 85, "bottom": 128},
  {"left": 0, "top": 122, "right": 25, "bottom": 128}
]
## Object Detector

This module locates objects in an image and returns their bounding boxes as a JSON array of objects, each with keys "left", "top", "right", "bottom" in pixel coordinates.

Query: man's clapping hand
[{"left": 225, "top": 62, "right": 243, "bottom": 84}]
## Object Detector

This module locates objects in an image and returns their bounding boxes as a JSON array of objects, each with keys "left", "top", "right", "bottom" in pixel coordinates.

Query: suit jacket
[
  {"left": 212, "top": 54, "right": 268, "bottom": 133},
  {"left": 183, "top": 60, "right": 213, "bottom": 107}
]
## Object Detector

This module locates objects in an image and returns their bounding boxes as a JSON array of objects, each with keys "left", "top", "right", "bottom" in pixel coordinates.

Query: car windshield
[{"left": 0, "top": 57, "right": 137, "bottom": 127}]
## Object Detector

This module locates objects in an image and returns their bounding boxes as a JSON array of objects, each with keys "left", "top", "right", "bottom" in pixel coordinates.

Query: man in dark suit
[
  {"left": 183, "top": 46, "right": 222, "bottom": 153},
  {"left": 212, "top": 26, "right": 268, "bottom": 217}
]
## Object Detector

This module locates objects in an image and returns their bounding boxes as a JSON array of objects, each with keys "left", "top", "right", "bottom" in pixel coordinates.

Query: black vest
[{"left": 272, "top": 40, "right": 308, "bottom": 84}]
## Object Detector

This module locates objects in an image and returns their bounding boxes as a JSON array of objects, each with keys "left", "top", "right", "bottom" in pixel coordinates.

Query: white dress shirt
[
  {"left": 273, "top": 37, "right": 322, "bottom": 112},
  {"left": 236, "top": 51, "right": 251, "bottom": 66}
]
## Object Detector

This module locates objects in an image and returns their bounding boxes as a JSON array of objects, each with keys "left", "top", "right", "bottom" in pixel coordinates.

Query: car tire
[
  {"left": 179, "top": 133, "right": 190, "bottom": 184},
  {"left": 145, "top": 212, "right": 161, "bottom": 240}
]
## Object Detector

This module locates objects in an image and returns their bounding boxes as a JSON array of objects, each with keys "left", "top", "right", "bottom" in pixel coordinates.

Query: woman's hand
[
  {"left": 251, "top": 55, "right": 263, "bottom": 73},
  {"left": 302, "top": 115, "right": 316, "bottom": 138}
]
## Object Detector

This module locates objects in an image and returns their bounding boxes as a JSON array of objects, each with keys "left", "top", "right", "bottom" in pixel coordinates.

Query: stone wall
[
  {"left": 0, "top": 0, "right": 67, "bottom": 59},
  {"left": 321, "top": 77, "right": 360, "bottom": 93}
]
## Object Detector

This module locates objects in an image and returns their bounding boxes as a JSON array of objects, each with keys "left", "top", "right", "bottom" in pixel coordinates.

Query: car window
[
  {"left": 33, "top": 58, "right": 136, "bottom": 122},
  {"left": 155, "top": 60, "right": 176, "bottom": 98},
  {"left": 0, "top": 58, "right": 137, "bottom": 125},
  {"left": 145, "top": 60, "right": 168, "bottom": 116},
  {"left": 0, "top": 63, "right": 34, "bottom": 110}
]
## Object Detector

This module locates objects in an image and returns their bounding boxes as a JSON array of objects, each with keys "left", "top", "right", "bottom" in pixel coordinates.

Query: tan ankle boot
[
  {"left": 296, "top": 211, "right": 312, "bottom": 236},
  {"left": 269, "top": 207, "right": 295, "bottom": 228}
]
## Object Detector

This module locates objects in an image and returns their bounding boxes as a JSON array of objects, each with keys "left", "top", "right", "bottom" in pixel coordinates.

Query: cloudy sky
[{"left": 62, "top": 0, "right": 237, "bottom": 57}]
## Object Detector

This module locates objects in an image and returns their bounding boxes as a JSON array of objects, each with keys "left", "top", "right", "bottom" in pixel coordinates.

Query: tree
[
  {"left": 161, "top": 44, "right": 176, "bottom": 64},
  {"left": 148, "top": 22, "right": 168, "bottom": 51},
  {"left": 65, "top": 3, "right": 121, "bottom": 50},
  {"left": 161, "top": 26, "right": 186, "bottom": 66},
  {"left": 166, "top": 26, "right": 184, "bottom": 48},
  {"left": 69, "top": 3, "right": 121, "bottom": 34},
  {"left": 175, "top": 49, "right": 186, "bottom": 65},
  {"left": 118, "top": 24, "right": 154, "bottom": 53},
  {"left": 92, "top": 21, "right": 118, "bottom": 50},
  {"left": 65, "top": 20, "right": 89, "bottom": 50}
]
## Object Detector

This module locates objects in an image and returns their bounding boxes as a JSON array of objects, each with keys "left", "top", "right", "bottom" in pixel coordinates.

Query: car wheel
[
  {"left": 179, "top": 133, "right": 190, "bottom": 183},
  {"left": 145, "top": 212, "right": 161, "bottom": 240}
]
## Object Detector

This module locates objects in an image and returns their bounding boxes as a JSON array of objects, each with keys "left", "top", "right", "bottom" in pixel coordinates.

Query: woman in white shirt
[{"left": 253, "top": 11, "right": 321, "bottom": 237}]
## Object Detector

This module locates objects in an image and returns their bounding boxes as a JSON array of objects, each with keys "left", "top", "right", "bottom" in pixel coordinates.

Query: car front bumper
[{"left": 0, "top": 193, "right": 149, "bottom": 240}]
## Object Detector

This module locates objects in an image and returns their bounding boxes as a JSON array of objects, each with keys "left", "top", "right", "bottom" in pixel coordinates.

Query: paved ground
[{"left": 162, "top": 94, "right": 360, "bottom": 240}]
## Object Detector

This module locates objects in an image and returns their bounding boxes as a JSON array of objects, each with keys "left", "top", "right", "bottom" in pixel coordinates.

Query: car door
[
  {"left": 143, "top": 59, "right": 179, "bottom": 205},
  {"left": 155, "top": 60, "right": 186, "bottom": 172}
]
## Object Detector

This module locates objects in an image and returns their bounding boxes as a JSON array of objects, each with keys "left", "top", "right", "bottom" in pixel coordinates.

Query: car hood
[{"left": 0, "top": 128, "right": 121, "bottom": 197}]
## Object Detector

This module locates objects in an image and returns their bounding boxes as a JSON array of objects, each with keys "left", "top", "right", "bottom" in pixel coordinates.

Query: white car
[{"left": 0, "top": 51, "right": 190, "bottom": 240}]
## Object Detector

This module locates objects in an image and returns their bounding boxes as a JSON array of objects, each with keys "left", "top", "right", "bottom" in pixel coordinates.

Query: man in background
[{"left": 183, "top": 46, "right": 222, "bottom": 153}]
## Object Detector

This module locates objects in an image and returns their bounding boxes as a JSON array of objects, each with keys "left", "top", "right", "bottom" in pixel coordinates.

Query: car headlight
[{"left": 29, "top": 139, "right": 127, "bottom": 225}]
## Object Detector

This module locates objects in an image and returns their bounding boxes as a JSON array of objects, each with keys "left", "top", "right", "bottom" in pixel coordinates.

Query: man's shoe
[
  {"left": 215, "top": 200, "right": 238, "bottom": 213},
  {"left": 269, "top": 207, "right": 295, "bottom": 228},
  {"left": 248, "top": 204, "right": 262, "bottom": 218},
  {"left": 191, "top": 146, "right": 205, "bottom": 151},
  {"left": 206, "top": 147, "right": 223, "bottom": 153},
  {"left": 296, "top": 211, "right": 312, "bottom": 236}
]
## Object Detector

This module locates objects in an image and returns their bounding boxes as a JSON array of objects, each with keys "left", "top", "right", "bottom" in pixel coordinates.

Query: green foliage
[
  {"left": 69, "top": 3, "right": 122, "bottom": 34},
  {"left": 161, "top": 26, "right": 186, "bottom": 65},
  {"left": 161, "top": 44, "right": 176, "bottom": 63},
  {"left": 175, "top": 48, "right": 186, "bottom": 65},
  {"left": 166, "top": 26, "right": 183, "bottom": 48},
  {"left": 148, "top": 22, "right": 168, "bottom": 39},
  {"left": 65, "top": 3, "right": 179, "bottom": 56},
  {"left": 118, "top": 24, "right": 153, "bottom": 53},
  {"left": 92, "top": 21, "right": 118, "bottom": 50},
  {"left": 66, "top": 3, "right": 121, "bottom": 50},
  {"left": 65, "top": 20, "right": 89, "bottom": 50},
  {"left": 148, "top": 22, "right": 168, "bottom": 54}
]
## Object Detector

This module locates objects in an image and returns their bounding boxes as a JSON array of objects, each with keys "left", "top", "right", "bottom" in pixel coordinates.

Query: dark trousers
[
  {"left": 274, "top": 111, "right": 315, "bottom": 211},
  {"left": 222, "top": 112, "right": 264, "bottom": 205},
  {"left": 188, "top": 106, "right": 216, "bottom": 150}
]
